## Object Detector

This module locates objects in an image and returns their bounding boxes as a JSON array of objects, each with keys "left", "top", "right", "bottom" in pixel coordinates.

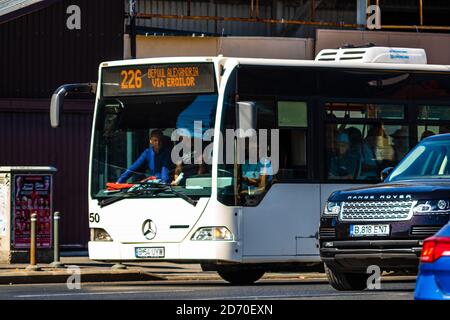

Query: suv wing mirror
[
  {"left": 380, "top": 167, "right": 394, "bottom": 182},
  {"left": 50, "top": 83, "right": 97, "bottom": 128}
]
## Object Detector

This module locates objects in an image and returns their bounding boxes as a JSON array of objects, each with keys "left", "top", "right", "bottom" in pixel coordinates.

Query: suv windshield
[
  {"left": 387, "top": 138, "right": 450, "bottom": 182},
  {"left": 91, "top": 93, "right": 218, "bottom": 199}
]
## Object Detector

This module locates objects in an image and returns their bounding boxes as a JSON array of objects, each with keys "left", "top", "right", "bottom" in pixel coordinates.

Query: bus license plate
[
  {"left": 350, "top": 225, "right": 390, "bottom": 237},
  {"left": 135, "top": 247, "right": 165, "bottom": 258}
]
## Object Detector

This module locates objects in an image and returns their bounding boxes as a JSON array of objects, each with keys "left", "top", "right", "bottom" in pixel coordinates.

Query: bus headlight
[
  {"left": 191, "top": 227, "right": 233, "bottom": 241},
  {"left": 323, "top": 201, "right": 342, "bottom": 217},
  {"left": 413, "top": 200, "right": 450, "bottom": 215},
  {"left": 91, "top": 228, "right": 113, "bottom": 241}
]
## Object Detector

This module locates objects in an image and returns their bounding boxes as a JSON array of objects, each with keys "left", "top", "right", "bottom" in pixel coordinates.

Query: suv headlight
[
  {"left": 191, "top": 227, "right": 233, "bottom": 241},
  {"left": 323, "top": 201, "right": 342, "bottom": 217},
  {"left": 413, "top": 200, "right": 450, "bottom": 215}
]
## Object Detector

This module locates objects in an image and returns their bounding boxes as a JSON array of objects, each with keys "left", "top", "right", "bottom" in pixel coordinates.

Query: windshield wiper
[
  {"left": 99, "top": 182, "right": 197, "bottom": 208},
  {"left": 136, "top": 182, "right": 198, "bottom": 206},
  {"left": 99, "top": 186, "right": 147, "bottom": 207},
  {"left": 161, "top": 186, "right": 197, "bottom": 206}
]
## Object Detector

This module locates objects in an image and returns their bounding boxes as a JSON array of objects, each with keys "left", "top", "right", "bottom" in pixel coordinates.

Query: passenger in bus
[
  {"left": 421, "top": 130, "right": 435, "bottom": 140},
  {"left": 328, "top": 133, "right": 360, "bottom": 179},
  {"left": 345, "top": 127, "right": 364, "bottom": 178},
  {"left": 240, "top": 143, "right": 273, "bottom": 195},
  {"left": 346, "top": 127, "right": 364, "bottom": 156},
  {"left": 241, "top": 160, "right": 273, "bottom": 195},
  {"left": 170, "top": 136, "right": 209, "bottom": 186},
  {"left": 171, "top": 159, "right": 209, "bottom": 186},
  {"left": 117, "top": 129, "right": 171, "bottom": 183},
  {"left": 360, "top": 124, "right": 394, "bottom": 179},
  {"left": 390, "top": 127, "right": 409, "bottom": 162}
]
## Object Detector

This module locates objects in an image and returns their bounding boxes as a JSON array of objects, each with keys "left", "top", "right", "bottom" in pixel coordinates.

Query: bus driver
[{"left": 117, "top": 129, "right": 171, "bottom": 183}]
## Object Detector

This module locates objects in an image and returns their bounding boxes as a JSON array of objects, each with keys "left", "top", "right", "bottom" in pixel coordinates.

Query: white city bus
[{"left": 51, "top": 46, "right": 450, "bottom": 284}]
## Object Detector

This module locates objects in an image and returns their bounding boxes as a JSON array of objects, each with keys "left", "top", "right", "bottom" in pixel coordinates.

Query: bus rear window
[
  {"left": 325, "top": 103, "right": 404, "bottom": 120},
  {"left": 419, "top": 105, "right": 450, "bottom": 121}
]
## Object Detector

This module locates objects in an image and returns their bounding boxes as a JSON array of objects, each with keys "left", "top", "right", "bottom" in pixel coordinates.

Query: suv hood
[{"left": 329, "top": 180, "right": 450, "bottom": 202}]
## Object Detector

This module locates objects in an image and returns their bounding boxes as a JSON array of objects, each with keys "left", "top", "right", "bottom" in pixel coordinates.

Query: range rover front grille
[{"left": 340, "top": 200, "right": 415, "bottom": 221}]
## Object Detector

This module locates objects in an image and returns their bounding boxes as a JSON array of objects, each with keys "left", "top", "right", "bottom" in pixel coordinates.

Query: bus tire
[
  {"left": 324, "top": 263, "right": 368, "bottom": 291},
  {"left": 217, "top": 269, "right": 265, "bottom": 285}
]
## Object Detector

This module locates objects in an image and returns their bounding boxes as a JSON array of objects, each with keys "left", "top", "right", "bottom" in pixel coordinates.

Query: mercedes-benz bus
[{"left": 50, "top": 46, "right": 450, "bottom": 284}]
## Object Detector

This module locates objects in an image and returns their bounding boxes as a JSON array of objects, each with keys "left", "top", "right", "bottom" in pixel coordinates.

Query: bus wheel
[
  {"left": 324, "top": 263, "right": 368, "bottom": 291},
  {"left": 217, "top": 268, "right": 265, "bottom": 285}
]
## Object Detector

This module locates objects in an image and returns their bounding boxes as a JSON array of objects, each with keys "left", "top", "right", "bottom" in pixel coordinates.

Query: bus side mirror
[
  {"left": 380, "top": 167, "right": 394, "bottom": 181},
  {"left": 50, "top": 83, "right": 97, "bottom": 128},
  {"left": 236, "top": 101, "right": 257, "bottom": 138}
]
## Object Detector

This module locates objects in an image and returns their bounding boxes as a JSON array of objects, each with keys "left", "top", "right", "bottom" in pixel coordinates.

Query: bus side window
[{"left": 276, "top": 101, "right": 308, "bottom": 182}]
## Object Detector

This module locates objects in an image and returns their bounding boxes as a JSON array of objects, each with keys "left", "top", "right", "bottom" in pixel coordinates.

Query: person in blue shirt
[
  {"left": 117, "top": 130, "right": 171, "bottom": 183},
  {"left": 240, "top": 142, "right": 274, "bottom": 195},
  {"left": 328, "top": 132, "right": 360, "bottom": 179},
  {"left": 241, "top": 157, "right": 273, "bottom": 195}
]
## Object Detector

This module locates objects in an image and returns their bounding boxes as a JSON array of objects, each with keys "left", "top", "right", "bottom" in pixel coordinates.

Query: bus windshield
[
  {"left": 387, "top": 139, "right": 450, "bottom": 182},
  {"left": 91, "top": 93, "right": 219, "bottom": 199}
]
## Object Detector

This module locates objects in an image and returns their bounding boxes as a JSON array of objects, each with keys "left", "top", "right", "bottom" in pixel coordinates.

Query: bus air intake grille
[{"left": 340, "top": 200, "right": 415, "bottom": 221}]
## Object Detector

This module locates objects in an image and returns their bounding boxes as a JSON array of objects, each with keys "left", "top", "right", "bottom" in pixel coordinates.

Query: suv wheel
[
  {"left": 217, "top": 268, "right": 265, "bottom": 285},
  {"left": 324, "top": 263, "right": 368, "bottom": 291}
]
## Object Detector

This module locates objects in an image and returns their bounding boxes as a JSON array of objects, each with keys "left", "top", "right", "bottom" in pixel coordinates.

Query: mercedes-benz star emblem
[{"left": 142, "top": 219, "right": 157, "bottom": 240}]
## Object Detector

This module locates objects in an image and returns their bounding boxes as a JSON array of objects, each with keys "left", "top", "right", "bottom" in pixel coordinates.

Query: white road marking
[
  {"left": 199, "top": 291, "right": 412, "bottom": 300},
  {"left": 16, "top": 289, "right": 192, "bottom": 298}
]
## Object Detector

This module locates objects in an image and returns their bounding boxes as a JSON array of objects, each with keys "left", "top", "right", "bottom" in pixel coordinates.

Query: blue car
[{"left": 415, "top": 223, "right": 450, "bottom": 300}]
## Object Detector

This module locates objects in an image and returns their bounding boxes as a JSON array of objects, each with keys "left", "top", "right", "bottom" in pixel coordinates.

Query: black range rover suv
[{"left": 320, "top": 134, "right": 450, "bottom": 290}]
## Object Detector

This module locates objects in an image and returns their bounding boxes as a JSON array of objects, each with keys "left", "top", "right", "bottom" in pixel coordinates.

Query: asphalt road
[{"left": 0, "top": 278, "right": 415, "bottom": 300}]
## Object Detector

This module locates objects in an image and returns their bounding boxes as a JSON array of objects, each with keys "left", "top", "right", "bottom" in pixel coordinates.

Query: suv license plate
[
  {"left": 135, "top": 247, "right": 165, "bottom": 258},
  {"left": 350, "top": 225, "right": 390, "bottom": 237}
]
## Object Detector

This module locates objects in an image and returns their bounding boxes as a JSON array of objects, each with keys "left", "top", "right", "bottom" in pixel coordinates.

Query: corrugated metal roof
[
  {"left": 128, "top": 0, "right": 450, "bottom": 37},
  {"left": 0, "top": 0, "right": 60, "bottom": 24},
  {"left": 129, "top": 0, "right": 356, "bottom": 37},
  {"left": 0, "top": 0, "right": 43, "bottom": 16}
]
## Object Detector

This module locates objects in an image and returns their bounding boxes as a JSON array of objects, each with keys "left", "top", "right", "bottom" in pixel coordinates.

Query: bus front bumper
[{"left": 88, "top": 240, "right": 241, "bottom": 262}]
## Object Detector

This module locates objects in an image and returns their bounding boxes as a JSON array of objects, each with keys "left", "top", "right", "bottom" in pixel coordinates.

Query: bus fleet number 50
[{"left": 89, "top": 213, "right": 100, "bottom": 223}]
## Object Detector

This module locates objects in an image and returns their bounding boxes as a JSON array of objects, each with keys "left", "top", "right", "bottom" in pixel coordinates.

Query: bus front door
[{"left": 241, "top": 183, "right": 321, "bottom": 259}]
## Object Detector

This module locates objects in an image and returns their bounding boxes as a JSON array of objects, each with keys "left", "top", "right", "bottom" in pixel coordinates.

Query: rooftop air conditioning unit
[{"left": 315, "top": 45, "right": 427, "bottom": 64}]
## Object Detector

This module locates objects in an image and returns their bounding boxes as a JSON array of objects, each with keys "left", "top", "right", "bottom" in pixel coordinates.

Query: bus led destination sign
[{"left": 102, "top": 63, "right": 216, "bottom": 97}]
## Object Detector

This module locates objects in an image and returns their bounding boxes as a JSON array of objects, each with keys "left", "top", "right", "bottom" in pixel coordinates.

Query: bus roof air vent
[{"left": 315, "top": 46, "right": 427, "bottom": 64}]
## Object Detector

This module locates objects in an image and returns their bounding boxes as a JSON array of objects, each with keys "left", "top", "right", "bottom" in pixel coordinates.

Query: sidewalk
[{"left": 0, "top": 256, "right": 414, "bottom": 285}]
